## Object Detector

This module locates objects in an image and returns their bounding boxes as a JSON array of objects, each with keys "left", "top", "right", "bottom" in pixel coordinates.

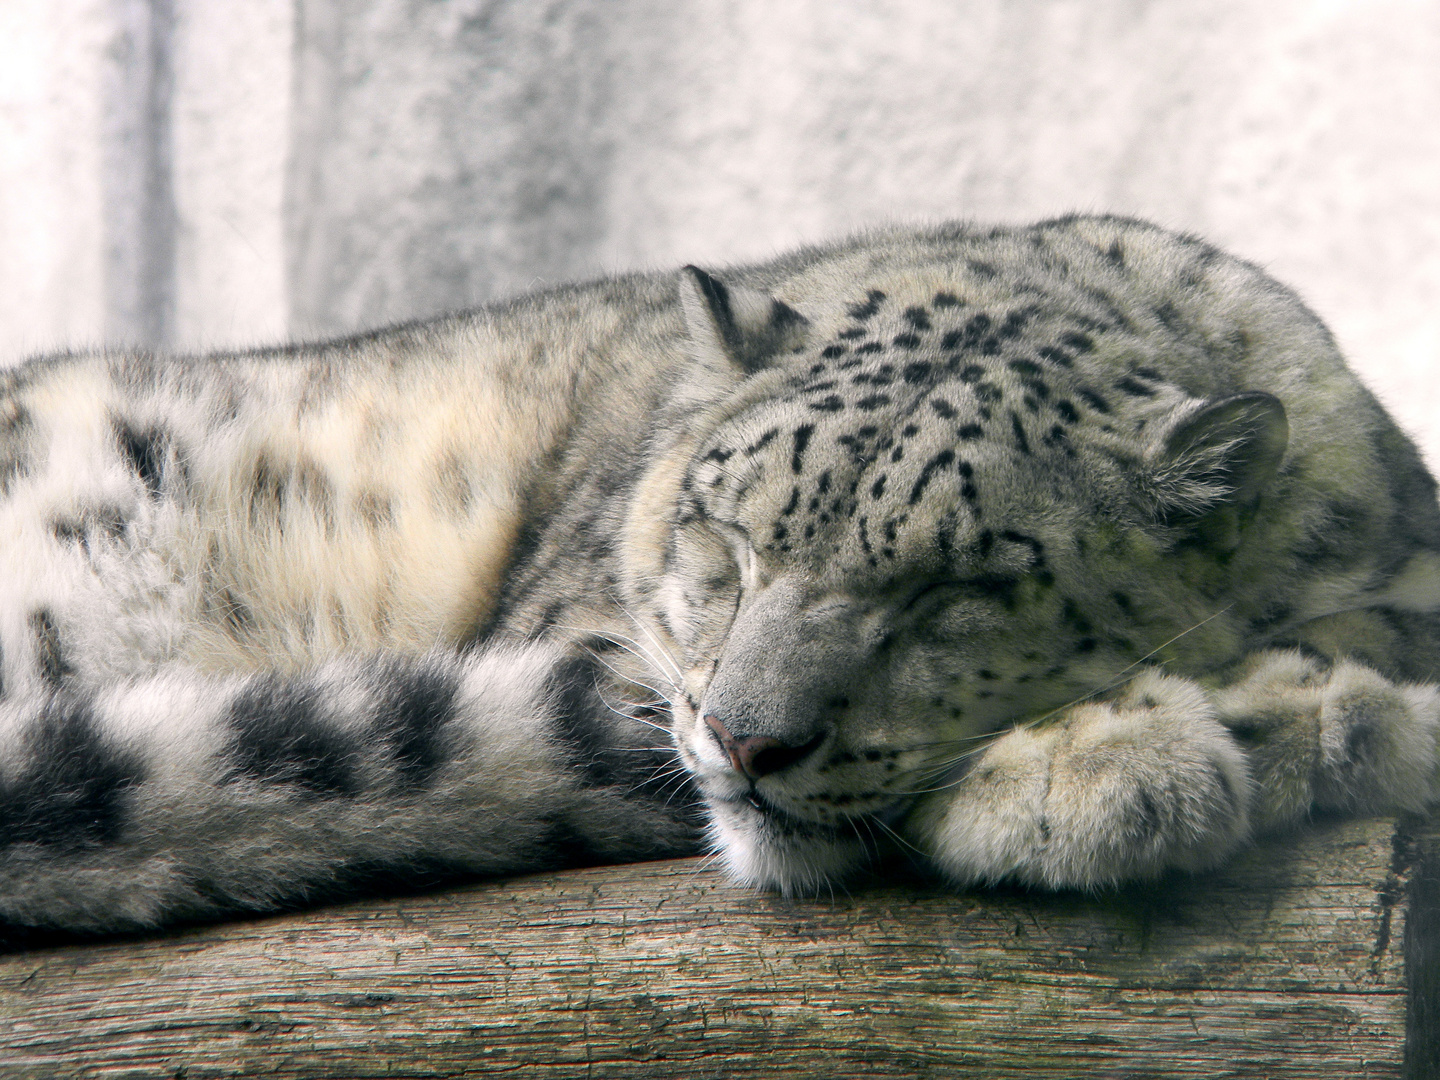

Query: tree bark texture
[{"left": 3, "top": 815, "right": 1439, "bottom": 1079}]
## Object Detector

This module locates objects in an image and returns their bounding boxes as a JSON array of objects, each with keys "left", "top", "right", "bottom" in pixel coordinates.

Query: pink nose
[{"left": 704, "top": 715, "right": 821, "bottom": 779}]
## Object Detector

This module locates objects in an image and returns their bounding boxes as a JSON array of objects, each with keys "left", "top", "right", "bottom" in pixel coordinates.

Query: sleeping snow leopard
[{"left": 3, "top": 214, "right": 1440, "bottom": 933}]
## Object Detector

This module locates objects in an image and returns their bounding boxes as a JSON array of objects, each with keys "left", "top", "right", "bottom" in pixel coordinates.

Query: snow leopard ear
[
  {"left": 679, "top": 266, "right": 810, "bottom": 374},
  {"left": 1151, "top": 391, "right": 1288, "bottom": 528}
]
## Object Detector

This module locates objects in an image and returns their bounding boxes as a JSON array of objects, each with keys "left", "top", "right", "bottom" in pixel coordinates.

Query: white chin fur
[{"left": 706, "top": 801, "right": 870, "bottom": 895}]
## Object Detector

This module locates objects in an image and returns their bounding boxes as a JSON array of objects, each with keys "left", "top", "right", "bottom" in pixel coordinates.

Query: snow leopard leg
[
  {"left": 0, "top": 644, "right": 700, "bottom": 932},
  {"left": 905, "top": 632, "right": 1440, "bottom": 890}
]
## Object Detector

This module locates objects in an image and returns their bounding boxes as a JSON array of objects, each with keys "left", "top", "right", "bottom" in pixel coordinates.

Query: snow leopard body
[{"left": 3, "top": 214, "right": 1440, "bottom": 933}]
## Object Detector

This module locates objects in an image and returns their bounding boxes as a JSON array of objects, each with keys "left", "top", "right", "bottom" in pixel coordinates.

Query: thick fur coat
[{"left": 3, "top": 215, "right": 1439, "bottom": 932}]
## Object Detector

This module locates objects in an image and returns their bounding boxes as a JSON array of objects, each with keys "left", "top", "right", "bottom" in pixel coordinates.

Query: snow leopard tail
[{"left": 0, "top": 644, "right": 701, "bottom": 934}]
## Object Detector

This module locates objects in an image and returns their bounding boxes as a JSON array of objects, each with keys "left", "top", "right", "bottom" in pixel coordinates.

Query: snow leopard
[{"left": 2, "top": 214, "right": 1439, "bottom": 934}]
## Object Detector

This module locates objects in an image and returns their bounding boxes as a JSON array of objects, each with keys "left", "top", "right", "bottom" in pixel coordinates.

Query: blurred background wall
[{"left": 1, "top": 0, "right": 1436, "bottom": 459}]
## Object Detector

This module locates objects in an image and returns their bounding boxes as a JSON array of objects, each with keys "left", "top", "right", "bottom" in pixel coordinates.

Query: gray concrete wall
[
  {"left": 0, "top": 0, "right": 290, "bottom": 358},
  {"left": 2, "top": 0, "right": 1437, "bottom": 458}
]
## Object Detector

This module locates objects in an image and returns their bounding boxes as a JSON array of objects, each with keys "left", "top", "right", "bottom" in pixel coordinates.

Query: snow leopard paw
[
  {"left": 1210, "top": 649, "right": 1440, "bottom": 832},
  {"left": 905, "top": 670, "right": 1252, "bottom": 890}
]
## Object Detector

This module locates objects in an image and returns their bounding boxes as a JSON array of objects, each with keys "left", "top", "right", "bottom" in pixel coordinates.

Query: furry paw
[
  {"left": 1211, "top": 650, "right": 1440, "bottom": 831},
  {"left": 905, "top": 670, "right": 1252, "bottom": 889}
]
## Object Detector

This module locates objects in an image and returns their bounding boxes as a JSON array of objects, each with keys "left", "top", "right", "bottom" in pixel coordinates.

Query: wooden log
[{"left": 3, "top": 815, "right": 1439, "bottom": 1079}]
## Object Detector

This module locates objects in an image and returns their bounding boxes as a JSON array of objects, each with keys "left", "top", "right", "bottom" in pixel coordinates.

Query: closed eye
[
  {"left": 902, "top": 580, "right": 962, "bottom": 611},
  {"left": 903, "top": 575, "right": 1021, "bottom": 611},
  {"left": 694, "top": 519, "right": 759, "bottom": 589}
]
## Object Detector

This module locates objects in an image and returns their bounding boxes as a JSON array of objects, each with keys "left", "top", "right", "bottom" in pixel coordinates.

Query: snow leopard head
[{"left": 638, "top": 225, "right": 1296, "bottom": 892}]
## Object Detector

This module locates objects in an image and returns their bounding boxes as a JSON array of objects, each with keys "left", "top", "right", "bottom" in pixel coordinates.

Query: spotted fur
[{"left": 4, "top": 215, "right": 1440, "bottom": 932}]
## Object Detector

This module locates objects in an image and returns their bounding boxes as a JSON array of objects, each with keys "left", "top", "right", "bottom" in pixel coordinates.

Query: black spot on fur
[
  {"left": 999, "top": 311, "right": 1030, "bottom": 339},
  {"left": 936, "top": 510, "right": 958, "bottom": 557},
  {"left": 49, "top": 505, "right": 128, "bottom": 550},
  {"left": 838, "top": 328, "right": 867, "bottom": 340},
  {"left": 999, "top": 530, "right": 1046, "bottom": 566},
  {"left": 249, "top": 455, "right": 287, "bottom": 522},
  {"left": 960, "top": 465, "right": 979, "bottom": 501},
  {"left": 1037, "top": 346, "right": 1074, "bottom": 368},
  {"left": 29, "top": 610, "right": 72, "bottom": 687},
  {"left": 226, "top": 678, "right": 359, "bottom": 797},
  {"left": 214, "top": 588, "right": 256, "bottom": 639},
  {"left": 791, "top": 425, "right": 815, "bottom": 472},
  {"left": 809, "top": 396, "right": 845, "bottom": 412},
  {"left": 893, "top": 333, "right": 921, "bottom": 349},
  {"left": 1076, "top": 388, "right": 1111, "bottom": 413},
  {"left": 871, "top": 476, "right": 887, "bottom": 499},
  {"left": 1153, "top": 302, "right": 1182, "bottom": 332},
  {"left": 957, "top": 423, "right": 984, "bottom": 441},
  {"left": 354, "top": 489, "right": 395, "bottom": 530},
  {"left": 1116, "top": 375, "right": 1156, "bottom": 397},
  {"left": 0, "top": 398, "right": 34, "bottom": 496},
  {"left": 908, "top": 450, "right": 956, "bottom": 505},
  {"left": 1009, "top": 413, "right": 1032, "bottom": 455},
  {"left": 782, "top": 486, "right": 801, "bottom": 515},
  {"left": 1062, "top": 599, "right": 1094, "bottom": 635},
  {"left": 1056, "top": 400, "right": 1080, "bottom": 424},
  {"left": 113, "top": 421, "right": 170, "bottom": 497},
  {"left": 744, "top": 429, "right": 778, "bottom": 456},
  {"left": 902, "top": 362, "right": 933, "bottom": 384},
  {"left": 369, "top": 658, "right": 461, "bottom": 789},
  {"left": 1343, "top": 715, "right": 1381, "bottom": 766},
  {"left": 1135, "top": 790, "right": 1162, "bottom": 840},
  {"left": 847, "top": 290, "right": 887, "bottom": 320},
  {"left": 0, "top": 697, "right": 146, "bottom": 850},
  {"left": 857, "top": 394, "right": 891, "bottom": 410},
  {"left": 821, "top": 345, "right": 846, "bottom": 359},
  {"left": 930, "top": 398, "right": 957, "bottom": 419},
  {"left": 428, "top": 454, "right": 472, "bottom": 519},
  {"left": 933, "top": 291, "right": 962, "bottom": 308},
  {"left": 1062, "top": 332, "right": 1095, "bottom": 353}
]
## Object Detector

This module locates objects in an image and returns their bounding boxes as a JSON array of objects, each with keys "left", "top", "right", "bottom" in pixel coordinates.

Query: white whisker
[{"left": 864, "top": 811, "right": 928, "bottom": 858}]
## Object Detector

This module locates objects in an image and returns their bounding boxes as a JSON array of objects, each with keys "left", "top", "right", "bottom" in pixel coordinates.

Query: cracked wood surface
[{"left": 3, "top": 815, "right": 1439, "bottom": 1079}]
